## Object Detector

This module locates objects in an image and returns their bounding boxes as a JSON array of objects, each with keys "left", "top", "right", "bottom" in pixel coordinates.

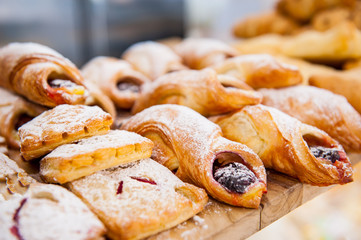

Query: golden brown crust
[
  {"left": 0, "top": 88, "right": 46, "bottom": 149},
  {"left": 40, "top": 130, "right": 154, "bottom": 184},
  {"left": 260, "top": 86, "right": 361, "bottom": 152},
  {"left": 67, "top": 158, "right": 208, "bottom": 240},
  {"left": 82, "top": 56, "right": 150, "bottom": 109},
  {"left": 132, "top": 69, "right": 262, "bottom": 116},
  {"left": 311, "top": 7, "right": 361, "bottom": 31},
  {"left": 233, "top": 11, "right": 301, "bottom": 38},
  {"left": 212, "top": 54, "right": 303, "bottom": 89},
  {"left": 19, "top": 104, "right": 113, "bottom": 161},
  {"left": 175, "top": 38, "right": 238, "bottom": 69},
  {"left": 122, "top": 41, "right": 187, "bottom": 80},
  {"left": 0, "top": 42, "right": 87, "bottom": 107},
  {"left": 122, "top": 104, "right": 267, "bottom": 208},
  {"left": 211, "top": 104, "right": 353, "bottom": 186}
]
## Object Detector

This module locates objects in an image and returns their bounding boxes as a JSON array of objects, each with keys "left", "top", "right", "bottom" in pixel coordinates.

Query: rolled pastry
[
  {"left": 122, "top": 41, "right": 187, "bottom": 80},
  {"left": 260, "top": 86, "right": 361, "bottom": 152},
  {"left": 19, "top": 104, "right": 113, "bottom": 161},
  {"left": 212, "top": 54, "right": 302, "bottom": 89},
  {"left": 0, "top": 42, "right": 89, "bottom": 107},
  {"left": 0, "top": 88, "right": 46, "bottom": 149},
  {"left": 40, "top": 130, "right": 154, "bottom": 184},
  {"left": 0, "top": 137, "right": 7, "bottom": 155},
  {"left": 122, "top": 104, "right": 267, "bottom": 208},
  {"left": 132, "top": 68, "right": 262, "bottom": 116},
  {"left": 211, "top": 104, "right": 353, "bottom": 186},
  {"left": 174, "top": 38, "right": 238, "bottom": 69},
  {"left": 67, "top": 158, "right": 208, "bottom": 240},
  {"left": 82, "top": 56, "right": 150, "bottom": 109}
]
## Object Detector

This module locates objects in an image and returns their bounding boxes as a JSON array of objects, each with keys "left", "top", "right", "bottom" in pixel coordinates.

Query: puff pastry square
[
  {"left": 67, "top": 158, "right": 208, "bottom": 240},
  {"left": 19, "top": 104, "right": 113, "bottom": 161},
  {"left": 40, "top": 130, "right": 154, "bottom": 184}
]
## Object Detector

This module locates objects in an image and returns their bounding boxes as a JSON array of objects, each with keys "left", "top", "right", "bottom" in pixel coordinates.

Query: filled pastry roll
[
  {"left": 122, "top": 41, "right": 187, "bottom": 80},
  {"left": 132, "top": 69, "right": 262, "bottom": 116},
  {"left": 67, "top": 158, "right": 208, "bottom": 240},
  {"left": 260, "top": 86, "right": 361, "bottom": 152},
  {"left": 174, "top": 38, "right": 238, "bottom": 69},
  {"left": 19, "top": 104, "right": 113, "bottom": 161},
  {"left": 212, "top": 54, "right": 302, "bottom": 89},
  {"left": 0, "top": 88, "right": 46, "bottom": 149},
  {"left": 0, "top": 42, "right": 89, "bottom": 107},
  {"left": 41, "top": 130, "right": 154, "bottom": 184},
  {"left": 211, "top": 104, "right": 353, "bottom": 186},
  {"left": 122, "top": 104, "right": 267, "bottom": 208},
  {"left": 82, "top": 56, "right": 150, "bottom": 109}
]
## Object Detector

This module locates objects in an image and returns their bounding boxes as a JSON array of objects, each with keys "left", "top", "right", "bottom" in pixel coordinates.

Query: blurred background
[{"left": 1, "top": 0, "right": 360, "bottom": 239}]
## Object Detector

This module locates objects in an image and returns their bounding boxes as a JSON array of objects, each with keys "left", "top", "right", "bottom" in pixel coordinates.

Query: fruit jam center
[
  {"left": 213, "top": 162, "right": 256, "bottom": 194},
  {"left": 310, "top": 146, "right": 340, "bottom": 163}
]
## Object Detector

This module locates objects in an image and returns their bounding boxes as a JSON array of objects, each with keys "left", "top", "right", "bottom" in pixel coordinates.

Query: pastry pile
[{"left": 0, "top": 34, "right": 359, "bottom": 239}]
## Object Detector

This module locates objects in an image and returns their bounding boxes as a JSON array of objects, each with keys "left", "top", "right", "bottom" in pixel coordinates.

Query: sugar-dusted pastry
[
  {"left": 211, "top": 104, "right": 353, "bottom": 186},
  {"left": 0, "top": 183, "right": 106, "bottom": 240},
  {"left": 122, "top": 104, "right": 267, "bottom": 208},
  {"left": 233, "top": 11, "right": 300, "bottom": 38},
  {"left": 212, "top": 54, "right": 302, "bottom": 89},
  {"left": 19, "top": 104, "right": 113, "bottom": 161},
  {"left": 82, "top": 56, "right": 150, "bottom": 109},
  {"left": 122, "top": 41, "right": 187, "bottom": 80},
  {"left": 0, "top": 88, "right": 46, "bottom": 149},
  {"left": 260, "top": 86, "right": 361, "bottom": 152},
  {"left": 309, "top": 68, "right": 361, "bottom": 114},
  {"left": 67, "top": 158, "right": 208, "bottom": 240},
  {"left": 174, "top": 38, "right": 238, "bottom": 69},
  {"left": 0, "top": 42, "right": 89, "bottom": 107},
  {"left": 41, "top": 130, "right": 154, "bottom": 184},
  {"left": 132, "top": 69, "right": 262, "bottom": 116},
  {"left": 0, "top": 137, "right": 7, "bottom": 155}
]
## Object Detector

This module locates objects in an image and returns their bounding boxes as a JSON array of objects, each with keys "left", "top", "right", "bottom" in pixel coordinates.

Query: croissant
[
  {"left": 212, "top": 54, "right": 303, "bottom": 89},
  {"left": 211, "top": 104, "right": 353, "bottom": 186},
  {"left": 260, "top": 86, "right": 361, "bottom": 152},
  {"left": 174, "top": 38, "right": 238, "bottom": 69},
  {"left": 132, "top": 68, "right": 262, "bottom": 116},
  {"left": 121, "top": 104, "right": 267, "bottom": 208},
  {"left": 0, "top": 42, "right": 90, "bottom": 107},
  {"left": 122, "top": 41, "right": 187, "bottom": 80},
  {"left": 0, "top": 88, "right": 46, "bottom": 149},
  {"left": 82, "top": 56, "right": 150, "bottom": 109}
]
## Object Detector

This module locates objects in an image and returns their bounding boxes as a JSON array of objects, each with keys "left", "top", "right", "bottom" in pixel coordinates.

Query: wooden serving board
[
  {"left": 151, "top": 153, "right": 361, "bottom": 240},
  {"left": 8, "top": 148, "right": 360, "bottom": 240}
]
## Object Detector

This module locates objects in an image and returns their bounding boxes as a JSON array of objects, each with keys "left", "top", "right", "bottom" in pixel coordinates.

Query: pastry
[
  {"left": 67, "top": 158, "right": 208, "bottom": 240},
  {"left": 41, "top": 130, "right": 154, "bottom": 184},
  {"left": 0, "top": 42, "right": 89, "bottom": 107},
  {"left": 260, "top": 86, "right": 361, "bottom": 152},
  {"left": 122, "top": 104, "right": 267, "bottom": 208},
  {"left": 0, "top": 137, "right": 7, "bottom": 155},
  {"left": 212, "top": 54, "right": 302, "bottom": 89},
  {"left": 82, "top": 56, "right": 150, "bottom": 109},
  {"left": 132, "top": 69, "right": 262, "bottom": 116},
  {"left": 211, "top": 104, "right": 353, "bottom": 186},
  {"left": 233, "top": 11, "right": 301, "bottom": 38},
  {"left": 19, "top": 104, "right": 113, "bottom": 161},
  {"left": 309, "top": 68, "right": 361, "bottom": 114},
  {"left": 174, "top": 38, "right": 238, "bottom": 69},
  {"left": 122, "top": 41, "right": 187, "bottom": 80},
  {"left": 0, "top": 88, "right": 46, "bottom": 149},
  {"left": 311, "top": 7, "right": 361, "bottom": 31}
]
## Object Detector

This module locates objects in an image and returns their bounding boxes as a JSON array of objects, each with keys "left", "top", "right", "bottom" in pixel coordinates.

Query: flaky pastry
[
  {"left": 260, "top": 86, "right": 361, "bottom": 152},
  {"left": 211, "top": 104, "right": 353, "bottom": 186},
  {"left": 122, "top": 104, "right": 267, "bottom": 208},
  {"left": 67, "top": 158, "right": 208, "bottom": 240},
  {"left": 174, "top": 38, "right": 238, "bottom": 69},
  {"left": 212, "top": 54, "right": 302, "bottom": 89},
  {"left": 19, "top": 104, "right": 113, "bottom": 161},
  {"left": 132, "top": 69, "right": 262, "bottom": 116},
  {"left": 122, "top": 41, "right": 187, "bottom": 80},
  {"left": 41, "top": 130, "right": 154, "bottom": 184}
]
